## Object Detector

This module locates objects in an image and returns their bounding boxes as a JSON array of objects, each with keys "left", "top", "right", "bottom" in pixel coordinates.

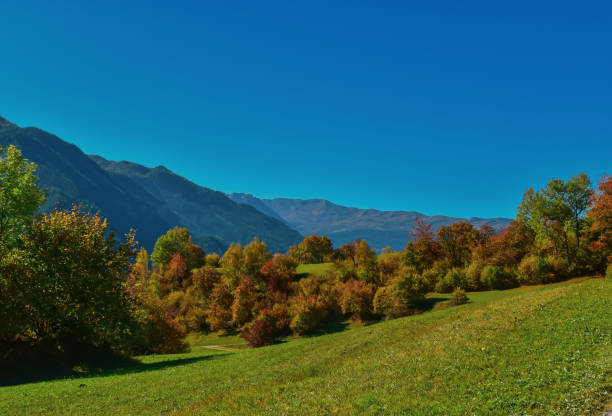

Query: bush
[
  {"left": 336, "top": 279, "right": 376, "bottom": 322},
  {"left": 480, "top": 265, "right": 512, "bottom": 290},
  {"left": 465, "top": 260, "right": 485, "bottom": 291},
  {"left": 448, "top": 288, "right": 469, "bottom": 306},
  {"left": 0, "top": 207, "right": 142, "bottom": 365},
  {"left": 240, "top": 319, "right": 275, "bottom": 347},
  {"left": 545, "top": 255, "right": 568, "bottom": 280},
  {"left": 435, "top": 268, "right": 467, "bottom": 293},
  {"left": 518, "top": 255, "right": 550, "bottom": 285},
  {"left": 288, "top": 277, "right": 330, "bottom": 335},
  {"left": 373, "top": 269, "right": 427, "bottom": 318},
  {"left": 606, "top": 264, "right": 612, "bottom": 280}
]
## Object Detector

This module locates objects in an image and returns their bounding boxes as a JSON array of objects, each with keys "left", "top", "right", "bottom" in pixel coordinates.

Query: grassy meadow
[{"left": 1, "top": 276, "right": 610, "bottom": 416}]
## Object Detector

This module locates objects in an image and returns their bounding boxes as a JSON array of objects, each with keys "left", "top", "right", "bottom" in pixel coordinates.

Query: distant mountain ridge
[
  {"left": 228, "top": 193, "right": 512, "bottom": 251},
  {"left": 0, "top": 115, "right": 302, "bottom": 253}
]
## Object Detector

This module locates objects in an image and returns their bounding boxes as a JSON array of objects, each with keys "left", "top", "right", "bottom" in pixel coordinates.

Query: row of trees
[{"left": 1, "top": 143, "right": 610, "bottom": 364}]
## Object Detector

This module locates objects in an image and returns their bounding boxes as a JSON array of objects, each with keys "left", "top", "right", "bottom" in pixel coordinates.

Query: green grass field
[
  {"left": 296, "top": 262, "right": 333, "bottom": 276},
  {"left": 2, "top": 277, "right": 611, "bottom": 415}
]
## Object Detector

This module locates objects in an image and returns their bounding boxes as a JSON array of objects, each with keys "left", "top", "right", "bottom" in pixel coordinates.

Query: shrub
[
  {"left": 545, "top": 255, "right": 568, "bottom": 280},
  {"left": 336, "top": 279, "right": 376, "bottom": 322},
  {"left": 373, "top": 269, "right": 427, "bottom": 318},
  {"left": 240, "top": 319, "right": 275, "bottom": 347},
  {"left": 448, "top": 288, "right": 469, "bottom": 306},
  {"left": 517, "top": 255, "right": 550, "bottom": 285},
  {"left": 289, "top": 301, "right": 326, "bottom": 335},
  {"left": 480, "top": 265, "right": 510, "bottom": 290},
  {"left": 606, "top": 263, "right": 612, "bottom": 280},
  {"left": 288, "top": 277, "right": 330, "bottom": 335},
  {"left": 435, "top": 268, "right": 467, "bottom": 293},
  {"left": 420, "top": 268, "right": 439, "bottom": 293},
  {"left": 465, "top": 260, "right": 485, "bottom": 291}
]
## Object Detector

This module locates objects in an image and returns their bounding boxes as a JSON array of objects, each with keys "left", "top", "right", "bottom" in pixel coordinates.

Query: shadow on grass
[
  {"left": 420, "top": 297, "right": 449, "bottom": 312},
  {"left": 309, "top": 313, "right": 350, "bottom": 336},
  {"left": 1, "top": 353, "right": 230, "bottom": 387}
]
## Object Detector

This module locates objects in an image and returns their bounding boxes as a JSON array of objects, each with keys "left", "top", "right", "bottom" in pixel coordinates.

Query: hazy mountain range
[
  {"left": 0, "top": 115, "right": 512, "bottom": 253},
  {"left": 228, "top": 194, "right": 512, "bottom": 251},
  {"left": 0, "top": 115, "right": 302, "bottom": 253}
]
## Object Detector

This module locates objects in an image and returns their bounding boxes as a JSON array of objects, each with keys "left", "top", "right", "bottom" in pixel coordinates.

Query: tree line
[{"left": 0, "top": 144, "right": 610, "bottom": 369}]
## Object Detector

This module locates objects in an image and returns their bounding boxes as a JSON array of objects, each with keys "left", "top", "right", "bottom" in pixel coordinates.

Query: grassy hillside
[{"left": 2, "top": 278, "right": 610, "bottom": 415}]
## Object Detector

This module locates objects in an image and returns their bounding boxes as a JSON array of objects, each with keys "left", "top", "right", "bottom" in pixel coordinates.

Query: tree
[
  {"left": 336, "top": 279, "right": 375, "bottom": 322},
  {"left": 518, "top": 174, "right": 593, "bottom": 267},
  {"left": 220, "top": 243, "right": 246, "bottom": 289},
  {"left": 158, "top": 252, "right": 188, "bottom": 297},
  {"left": 191, "top": 266, "right": 222, "bottom": 299},
  {"left": 0, "top": 145, "right": 46, "bottom": 248},
  {"left": 261, "top": 254, "right": 297, "bottom": 294},
  {"left": 404, "top": 219, "right": 440, "bottom": 270},
  {"left": 1, "top": 206, "right": 138, "bottom": 364},
  {"left": 588, "top": 174, "right": 612, "bottom": 265},
  {"left": 231, "top": 277, "right": 257, "bottom": 327},
  {"left": 151, "top": 227, "right": 205, "bottom": 271},
  {"left": 374, "top": 267, "right": 427, "bottom": 318},
  {"left": 206, "top": 283, "right": 233, "bottom": 331},
  {"left": 354, "top": 240, "right": 378, "bottom": 283},
  {"left": 436, "top": 222, "right": 481, "bottom": 267},
  {"left": 288, "top": 234, "right": 334, "bottom": 264},
  {"left": 243, "top": 237, "right": 272, "bottom": 286}
]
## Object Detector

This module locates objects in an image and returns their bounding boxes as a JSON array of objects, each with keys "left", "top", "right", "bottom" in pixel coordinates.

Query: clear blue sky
[{"left": 1, "top": 1, "right": 610, "bottom": 218}]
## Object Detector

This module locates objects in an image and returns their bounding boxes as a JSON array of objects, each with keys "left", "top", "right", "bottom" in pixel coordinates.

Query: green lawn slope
[{"left": 2, "top": 278, "right": 610, "bottom": 415}]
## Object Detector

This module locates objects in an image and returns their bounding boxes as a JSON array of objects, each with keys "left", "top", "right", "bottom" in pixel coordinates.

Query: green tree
[
  {"left": 1, "top": 207, "right": 137, "bottom": 364},
  {"left": 0, "top": 145, "right": 46, "bottom": 248},
  {"left": 151, "top": 227, "right": 205, "bottom": 271},
  {"left": 518, "top": 174, "right": 593, "bottom": 267}
]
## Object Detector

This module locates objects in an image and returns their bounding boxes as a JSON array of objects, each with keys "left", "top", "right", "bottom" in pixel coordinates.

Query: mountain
[
  {"left": 228, "top": 193, "right": 513, "bottom": 251},
  {"left": 0, "top": 116, "right": 302, "bottom": 253},
  {"left": 90, "top": 156, "right": 303, "bottom": 253}
]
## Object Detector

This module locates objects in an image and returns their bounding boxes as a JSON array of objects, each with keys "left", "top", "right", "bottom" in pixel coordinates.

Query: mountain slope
[
  {"left": 90, "top": 156, "right": 303, "bottom": 253},
  {"left": 228, "top": 193, "right": 512, "bottom": 250},
  {"left": 0, "top": 116, "right": 173, "bottom": 249},
  {"left": 0, "top": 116, "right": 302, "bottom": 253}
]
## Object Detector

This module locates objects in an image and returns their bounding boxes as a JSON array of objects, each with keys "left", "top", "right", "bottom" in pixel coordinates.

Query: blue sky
[{"left": 1, "top": 1, "right": 610, "bottom": 218}]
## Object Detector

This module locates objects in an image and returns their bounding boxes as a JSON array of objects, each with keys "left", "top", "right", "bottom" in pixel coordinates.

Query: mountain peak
[{"left": 0, "top": 115, "right": 17, "bottom": 128}]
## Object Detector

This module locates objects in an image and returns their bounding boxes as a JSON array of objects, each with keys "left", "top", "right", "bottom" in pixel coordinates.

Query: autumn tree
[
  {"left": 288, "top": 234, "right": 334, "bottom": 264},
  {"left": 158, "top": 252, "right": 188, "bottom": 297},
  {"left": 206, "top": 283, "right": 233, "bottom": 331},
  {"left": 231, "top": 277, "right": 257, "bottom": 327},
  {"left": 404, "top": 219, "right": 440, "bottom": 271},
  {"left": 261, "top": 254, "right": 297, "bottom": 294},
  {"left": 243, "top": 237, "right": 273, "bottom": 287},
  {"left": 336, "top": 279, "right": 375, "bottom": 322},
  {"left": 354, "top": 240, "right": 379, "bottom": 283},
  {"left": 220, "top": 243, "right": 246, "bottom": 289},
  {"left": 151, "top": 227, "right": 205, "bottom": 271},
  {"left": 436, "top": 222, "right": 481, "bottom": 267},
  {"left": 374, "top": 267, "right": 427, "bottom": 318},
  {"left": 588, "top": 174, "right": 612, "bottom": 266},
  {"left": 191, "top": 266, "right": 222, "bottom": 299}
]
